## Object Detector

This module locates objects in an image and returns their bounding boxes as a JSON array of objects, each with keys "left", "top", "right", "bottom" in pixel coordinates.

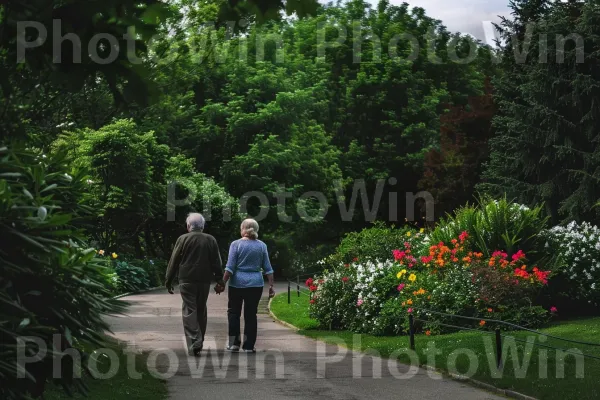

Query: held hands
[{"left": 214, "top": 281, "right": 225, "bottom": 295}]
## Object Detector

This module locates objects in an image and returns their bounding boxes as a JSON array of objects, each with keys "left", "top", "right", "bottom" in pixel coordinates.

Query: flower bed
[{"left": 308, "top": 230, "right": 554, "bottom": 335}]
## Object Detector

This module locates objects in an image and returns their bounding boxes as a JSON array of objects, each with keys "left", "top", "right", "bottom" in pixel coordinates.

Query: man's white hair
[{"left": 186, "top": 213, "right": 205, "bottom": 231}]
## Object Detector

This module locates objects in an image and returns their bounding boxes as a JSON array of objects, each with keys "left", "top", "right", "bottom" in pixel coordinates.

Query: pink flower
[
  {"left": 397, "top": 283, "right": 405, "bottom": 292},
  {"left": 550, "top": 306, "right": 558, "bottom": 313},
  {"left": 407, "top": 308, "right": 413, "bottom": 313},
  {"left": 357, "top": 299, "right": 364, "bottom": 306},
  {"left": 459, "top": 231, "right": 469, "bottom": 242}
]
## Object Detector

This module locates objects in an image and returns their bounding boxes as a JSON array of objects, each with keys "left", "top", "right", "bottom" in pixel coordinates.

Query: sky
[{"left": 383, "top": 0, "right": 512, "bottom": 41}]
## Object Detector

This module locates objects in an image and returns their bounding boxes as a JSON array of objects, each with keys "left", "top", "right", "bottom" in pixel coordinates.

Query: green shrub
[
  {"left": 114, "top": 261, "right": 151, "bottom": 294},
  {"left": 430, "top": 197, "right": 548, "bottom": 262},
  {"left": 0, "top": 146, "right": 123, "bottom": 399},
  {"left": 127, "top": 258, "right": 167, "bottom": 288},
  {"left": 307, "top": 270, "right": 359, "bottom": 330},
  {"left": 330, "top": 222, "right": 422, "bottom": 265}
]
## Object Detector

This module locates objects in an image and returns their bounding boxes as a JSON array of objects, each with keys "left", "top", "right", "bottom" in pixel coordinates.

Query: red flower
[
  {"left": 342, "top": 276, "right": 349, "bottom": 283},
  {"left": 492, "top": 250, "right": 508, "bottom": 259},
  {"left": 309, "top": 285, "right": 318, "bottom": 292},
  {"left": 421, "top": 255, "right": 433, "bottom": 263},
  {"left": 511, "top": 250, "right": 525, "bottom": 262},
  {"left": 310, "top": 299, "right": 315, "bottom": 304},
  {"left": 550, "top": 306, "right": 558, "bottom": 313},
  {"left": 353, "top": 257, "right": 359, "bottom": 262},
  {"left": 393, "top": 249, "right": 406, "bottom": 261},
  {"left": 533, "top": 268, "right": 550, "bottom": 285},
  {"left": 305, "top": 278, "right": 314, "bottom": 287},
  {"left": 459, "top": 231, "right": 469, "bottom": 242},
  {"left": 344, "top": 263, "right": 350, "bottom": 268}
]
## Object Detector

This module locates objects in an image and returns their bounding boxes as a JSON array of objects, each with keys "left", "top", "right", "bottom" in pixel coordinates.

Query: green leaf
[{"left": 22, "top": 188, "right": 34, "bottom": 200}]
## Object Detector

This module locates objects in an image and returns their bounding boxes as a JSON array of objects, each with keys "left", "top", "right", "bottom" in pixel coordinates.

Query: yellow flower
[
  {"left": 397, "top": 269, "right": 407, "bottom": 279},
  {"left": 406, "top": 231, "right": 412, "bottom": 237},
  {"left": 420, "top": 228, "right": 425, "bottom": 233},
  {"left": 408, "top": 273, "right": 417, "bottom": 282},
  {"left": 112, "top": 252, "right": 118, "bottom": 259},
  {"left": 98, "top": 250, "right": 105, "bottom": 256}
]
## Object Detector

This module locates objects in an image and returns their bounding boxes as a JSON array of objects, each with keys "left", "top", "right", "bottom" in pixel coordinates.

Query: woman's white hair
[
  {"left": 186, "top": 213, "right": 205, "bottom": 231},
  {"left": 240, "top": 218, "right": 259, "bottom": 239}
]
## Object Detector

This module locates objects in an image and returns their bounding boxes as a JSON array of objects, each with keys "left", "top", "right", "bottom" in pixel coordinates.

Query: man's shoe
[
  {"left": 193, "top": 346, "right": 202, "bottom": 356},
  {"left": 226, "top": 345, "right": 240, "bottom": 352}
]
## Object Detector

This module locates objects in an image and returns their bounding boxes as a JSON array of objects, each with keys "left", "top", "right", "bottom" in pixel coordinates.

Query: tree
[
  {"left": 480, "top": 0, "right": 600, "bottom": 224},
  {"left": 419, "top": 78, "right": 496, "bottom": 218}
]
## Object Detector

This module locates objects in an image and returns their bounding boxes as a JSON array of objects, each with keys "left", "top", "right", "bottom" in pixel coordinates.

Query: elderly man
[{"left": 165, "top": 213, "right": 225, "bottom": 356}]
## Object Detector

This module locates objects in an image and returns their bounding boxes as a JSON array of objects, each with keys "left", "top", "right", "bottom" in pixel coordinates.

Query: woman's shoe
[
  {"left": 242, "top": 348, "right": 256, "bottom": 353},
  {"left": 226, "top": 345, "right": 240, "bottom": 352}
]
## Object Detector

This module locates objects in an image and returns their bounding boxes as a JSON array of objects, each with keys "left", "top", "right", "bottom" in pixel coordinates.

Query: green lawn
[
  {"left": 271, "top": 292, "right": 600, "bottom": 400},
  {"left": 45, "top": 340, "right": 168, "bottom": 400}
]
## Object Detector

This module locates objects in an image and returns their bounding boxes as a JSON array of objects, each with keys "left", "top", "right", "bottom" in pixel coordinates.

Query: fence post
[
  {"left": 495, "top": 328, "right": 502, "bottom": 369},
  {"left": 409, "top": 314, "right": 415, "bottom": 350},
  {"left": 297, "top": 275, "right": 300, "bottom": 297},
  {"left": 287, "top": 281, "right": 291, "bottom": 304}
]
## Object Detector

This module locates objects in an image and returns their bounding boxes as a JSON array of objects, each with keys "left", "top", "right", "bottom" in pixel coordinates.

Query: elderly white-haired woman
[{"left": 222, "top": 218, "right": 274, "bottom": 353}]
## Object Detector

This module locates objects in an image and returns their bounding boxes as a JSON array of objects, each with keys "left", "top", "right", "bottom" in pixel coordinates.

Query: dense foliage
[
  {"left": 480, "top": 0, "right": 600, "bottom": 224},
  {"left": 0, "top": 146, "right": 123, "bottom": 399}
]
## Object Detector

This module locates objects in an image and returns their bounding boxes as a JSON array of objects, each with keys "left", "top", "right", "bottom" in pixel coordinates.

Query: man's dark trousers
[{"left": 180, "top": 282, "right": 211, "bottom": 352}]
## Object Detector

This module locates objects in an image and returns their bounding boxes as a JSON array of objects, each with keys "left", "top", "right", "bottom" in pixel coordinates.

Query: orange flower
[
  {"left": 425, "top": 330, "right": 431, "bottom": 336},
  {"left": 479, "top": 320, "right": 486, "bottom": 327},
  {"left": 487, "top": 308, "right": 493, "bottom": 313},
  {"left": 407, "top": 299, "right": 413, "bottom": 305},
  {"left": 521, "top": 265, "right": 527, "bottom": 270}
]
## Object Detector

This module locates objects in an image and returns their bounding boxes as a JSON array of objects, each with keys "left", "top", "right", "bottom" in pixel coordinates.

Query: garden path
[{"left": 106, "top": 283, "right": 503, "bottom": 400}]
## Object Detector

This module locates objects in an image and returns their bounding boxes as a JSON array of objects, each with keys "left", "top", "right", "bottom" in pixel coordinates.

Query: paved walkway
[{"left": 106, "top": 283, "right": 503, "bottom": 400}]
